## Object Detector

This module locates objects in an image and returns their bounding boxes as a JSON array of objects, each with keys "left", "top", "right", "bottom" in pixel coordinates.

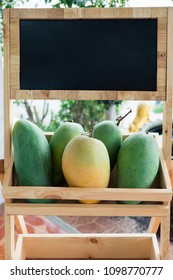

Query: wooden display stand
[{"left": 2, "top": 7, "right": 173, "bottom": 260}]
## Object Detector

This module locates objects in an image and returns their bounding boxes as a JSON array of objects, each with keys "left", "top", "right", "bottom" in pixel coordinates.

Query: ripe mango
[
  {"left": 93, "top": 120, "right": 122, "bottom": 170},
  {"left": 50, "top": 122, "right": 85, "bottom": 185},
  {"left": 12, "top": 119, "right": 53, "bottom": 203},
  {"left": 116, "top": 132, "right": 160, "bottom": 204},
  {"left": 62, "top": 135, "right": 110, "bottom": 204}
]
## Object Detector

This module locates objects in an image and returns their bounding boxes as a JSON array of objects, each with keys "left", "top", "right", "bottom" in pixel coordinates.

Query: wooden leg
[
  {"left": 15, "top": 215, "right": 28, "bottom": 234},
  {"left": 14, "top": 235, "right": 25, "bottom": 260},
  {"left": 160, "top": 204, "right": 170, "bottom": 260},
  {"left": 147, "top": 217, "right": 160, "bottom": 233},
  {"left": 5, "top": 214, "right": 14, "bottom": 260}
]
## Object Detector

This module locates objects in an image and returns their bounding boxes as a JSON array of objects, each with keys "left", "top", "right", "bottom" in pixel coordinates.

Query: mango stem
[{"left": 116, "top": 108, "right": 132, "bottom": 126}]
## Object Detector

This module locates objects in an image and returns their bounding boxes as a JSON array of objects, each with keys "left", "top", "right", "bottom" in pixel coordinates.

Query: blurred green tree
[{"left": 0, "top": 1, "right": 29, "bottom": 46}]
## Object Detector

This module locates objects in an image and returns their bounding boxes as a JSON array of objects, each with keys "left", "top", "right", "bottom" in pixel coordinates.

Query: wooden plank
[
  {"left": 3, "top": 9, "right": 12, "bottom": 171},
  {"left": 10, "top": 18, "right": 20, "bottom": 92},
  {"left": 0, "top": 160, "right": 4, "bottom": 173},
  {"left": 160, "top": 203, "right": 171, "bottom": 259},
  {"left": 5, "top": 203, "right": 169, "bottom": 217},
  {"left": 0, "top": 160, "right": 4, "bottom": 186},
  {"left": 4, "top": 214, "right": 14, "bottom": 260},
  {"left": 3, "top": 186, "right": 172, "bottom": 202},
  {"left": 3, "top": 10, "right": 14, "bottom": 260},
  {"left": 157, "top": 18, "right": 167, "bottom": 55},
  {"left": 20, "top": 233, "right": 159, "bottom": 260},
  {"left": 10, "top": 7, "right": 167, "bottom": 19},
  {"left": 153, "top": 17, "right": 167, "bottom": 95},
  {"left": 3, "top": 156, "right": 13, "bottom": 188},
  {"left": 158, "top": 9, "right": 172, "bottom": 260},
  {"left": 10, "top": 8, "right": 65, "bottom": 19},
  {"left": 11, "top": 89, "right": 166, "bottom": 101},
  {"left": 131, "top": 7, "right": 167, "bottom": 18},
  {"left": 14, "top": 235, "right": 25, "bottom": 260},
  {"left": 162, "top": 7, "right": 173, "bottom": 172},
  {"left": 150, "top": 234, "right": 160, "bottom": 260},
  {"left": 155, "top": 135, "right": 173, "bottom": 193}
]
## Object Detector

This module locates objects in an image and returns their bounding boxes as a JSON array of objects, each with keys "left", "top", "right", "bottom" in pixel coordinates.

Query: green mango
[
  {"left": 93, "top": 120, "right": 122, "bottom": 170},
  {"left": 116, "top": 132, "right": 160, "bottom": 204},
  {"left": 12, "top": 119, "right": 53, "bottom": 203},
  {"left": 50, "top": 122, "right": 85, "bottom": 186}
]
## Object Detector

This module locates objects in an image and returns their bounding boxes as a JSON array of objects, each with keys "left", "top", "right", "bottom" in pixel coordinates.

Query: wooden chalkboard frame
[{"left": 7, "top": 7, "right": 167, "bottom": 101}]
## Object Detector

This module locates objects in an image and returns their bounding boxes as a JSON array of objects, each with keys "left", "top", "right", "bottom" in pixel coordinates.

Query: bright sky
[
  {"left": 20, "top": 0, "right": 173, "bottom": 8},
  {"left": 128, "top": 0, "right": 173, "bottom": 6}
]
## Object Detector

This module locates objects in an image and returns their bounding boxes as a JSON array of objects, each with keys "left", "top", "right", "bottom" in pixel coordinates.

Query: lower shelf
[{"left": 14, "top": 233, "right": 160, "bottom": 260}]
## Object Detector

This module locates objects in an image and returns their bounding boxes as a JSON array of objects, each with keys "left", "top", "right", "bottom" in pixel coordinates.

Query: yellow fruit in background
[{"left": 62, "top": 135, "right": 110, "bottom": 204}]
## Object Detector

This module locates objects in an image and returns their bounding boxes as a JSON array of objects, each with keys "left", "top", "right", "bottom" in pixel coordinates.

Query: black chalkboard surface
[{"left": 20, "top": 19, "right": 157, "bottom": 91}]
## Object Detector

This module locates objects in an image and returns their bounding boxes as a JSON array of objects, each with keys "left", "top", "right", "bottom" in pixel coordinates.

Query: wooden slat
[
  {"left": 0, "top": 160, "right": 4, "bottom": 173},
  {"left": 5, "top": 203, "right": 169, "bottom": 217},
  {"left": 155, "top": 136, "right": 173, "bottom": 194},
  {"left": 3, "top": 9, "right": 12, "bottom": 171},
  {"left": 148, "top": 134, "right": 173, "bottom": 236},
  {"left": 10, "top": 7, "right": 167, "bottom": 19},
  {"left": 160, "top": 203, "right": 171, "bottom": 259},
  {"left": 162, "top": 7, "right": 173, "bottom": 172},
  {"left": 11, "top": 89, "right": 166, "bottom": 101},
  {"left": 131, "top": 7, "right": 167, "bottom": 18},
  {"left": 158, "top": 8, "right": 173, "bottom": 259},
  {"left": 10, "top": 18, "right": 19, "bottom": 91},
  {"left": 0, "top": 160, "right": 4, "bottom": 186},
  {"left": 155, "top": 17, "right": 167, "bottom": 94},
  {"left": 10, "top": 8, "right": 65, "bottom": 19},
  {"left": 4, "top": 214, "right": 14, "bottom": 260},
  {"left": 150, "top": 234, "right": 161, "bottom": 260},
  {"left": 14, "top": 235, "right": 25, "bottom": 260},
  {"left": 2, "top": 9, "right": 15, "bottom": 259},
  {"left": 3, "top": 156, "right": 13, "bottom": 188},
  {"left": 3, "top": 186, "right": 172, "bottom": 202}
]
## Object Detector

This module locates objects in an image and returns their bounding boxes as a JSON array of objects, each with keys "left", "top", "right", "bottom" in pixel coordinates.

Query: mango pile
[{"left": 12, "top": 119, "right": 160, "bottom": 204}]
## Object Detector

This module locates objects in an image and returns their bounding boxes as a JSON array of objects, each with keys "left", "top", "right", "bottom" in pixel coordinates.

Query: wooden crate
[
  {"left": 2, "top": 134, "right": 172, "bottom": 210},
  {"left": 3, "top": 7, "right": 173, "bottom": 260},
  {"left": 2, "top": 134, "right": 172, "bottom": 260},
  {"left": 14, "top": 234, "right": 160, "bottom": 260}
]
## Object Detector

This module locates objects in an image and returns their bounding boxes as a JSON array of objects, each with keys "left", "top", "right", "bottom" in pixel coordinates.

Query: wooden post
[
  {"left": 160, "top": 203, "right": 171, "bottom": 259},
  {"left": 3, "top": 9, "right": 12, "bottom": 172},
  {"left": 163, "top": 7, "right": 173, "bottom": 173},
  {"left": 147, "top": 7, "right": 173, "bottom": 238},
  {"left": 4, "top": 214, "right": 14, "bottom": 260}
]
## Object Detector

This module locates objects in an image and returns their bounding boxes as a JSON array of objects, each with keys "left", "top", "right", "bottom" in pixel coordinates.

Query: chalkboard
[{"left": 20, "top": 19, "right": 157, "bottom": 91}]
